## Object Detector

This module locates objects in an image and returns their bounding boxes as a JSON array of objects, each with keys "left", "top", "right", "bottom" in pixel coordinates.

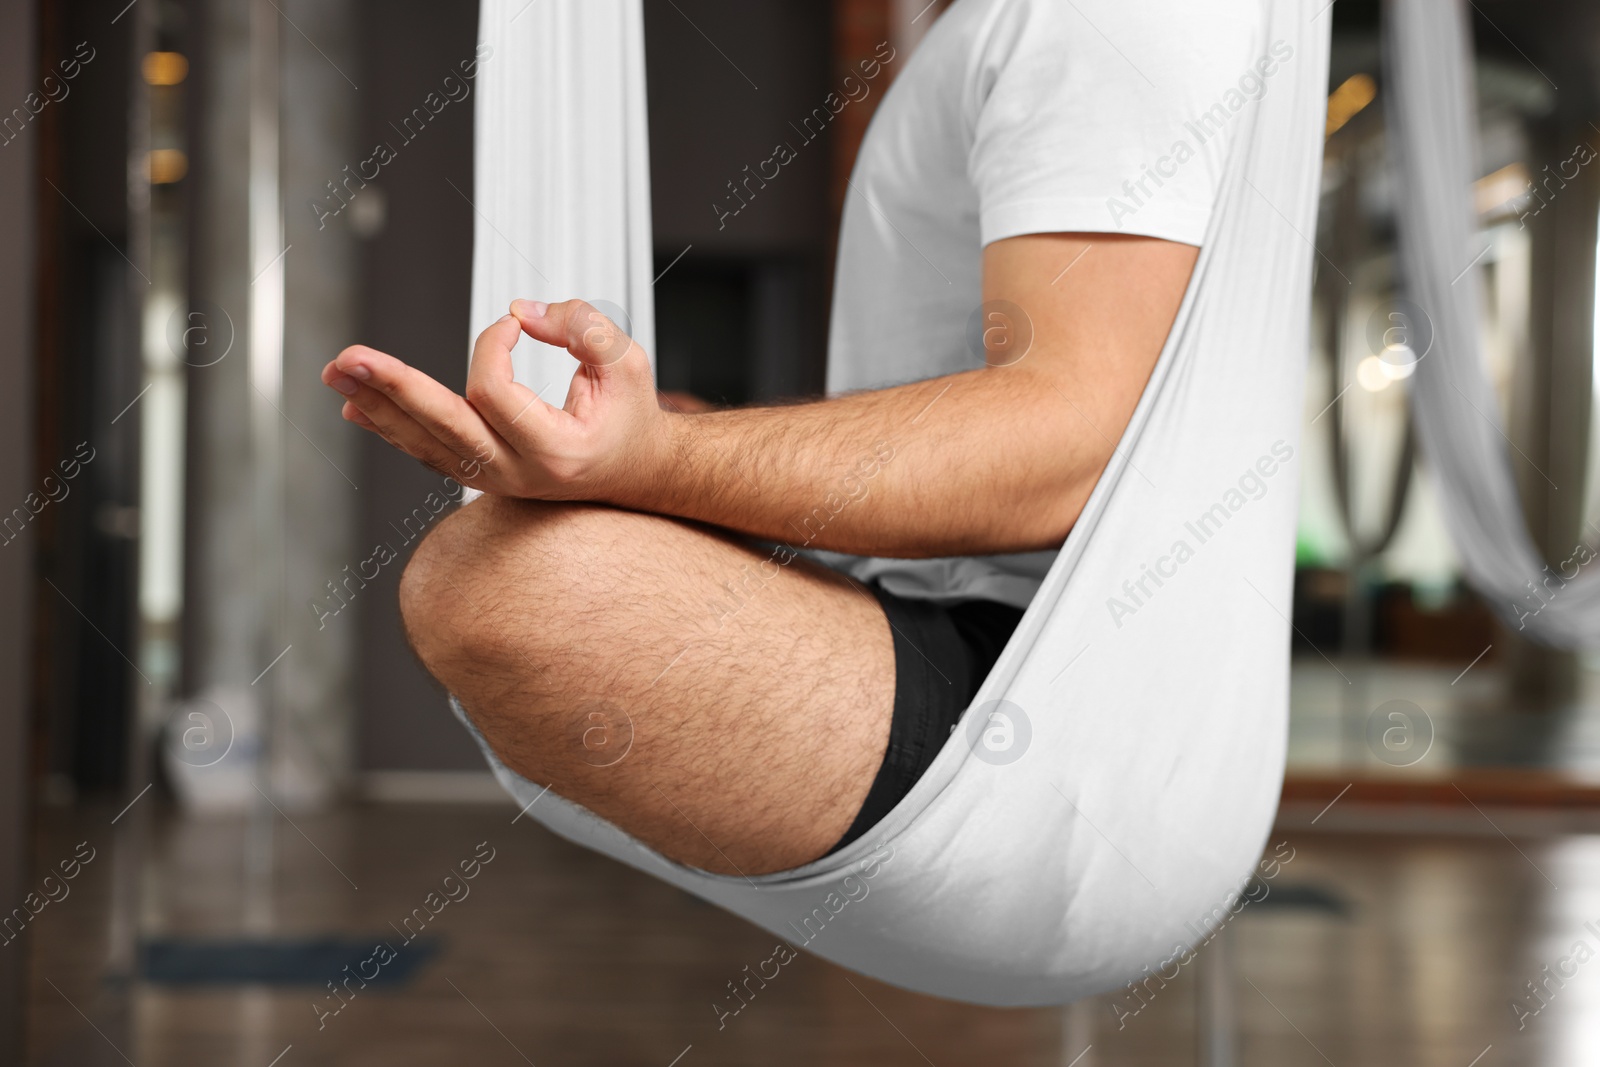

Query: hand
[{"left": 322, "top": 299, "right": 672, "bottom": 503}]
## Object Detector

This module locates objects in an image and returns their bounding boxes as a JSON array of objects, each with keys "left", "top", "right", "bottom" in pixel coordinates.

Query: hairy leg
[{"left": 399, "top": 495, "right": 896, "bottom": 876}]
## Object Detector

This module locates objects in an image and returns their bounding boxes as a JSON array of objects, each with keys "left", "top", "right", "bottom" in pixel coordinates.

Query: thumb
[{"left": 512, "top": 298, "right": 636, "bottom": 372}]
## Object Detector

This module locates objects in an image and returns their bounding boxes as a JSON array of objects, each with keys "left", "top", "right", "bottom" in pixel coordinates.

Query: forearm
[
  {"left": 326, "top": 236, "right": 1187, "bottom": 538},
  {"left": 620, "top": 365, "right": 1110, "bottom": 559}
]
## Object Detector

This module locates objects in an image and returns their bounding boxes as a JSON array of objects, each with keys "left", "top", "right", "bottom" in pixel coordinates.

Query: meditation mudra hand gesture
[
  {"left": 322, "top": 299, "right": 671, "bottom": 501},
  {"left": 319, "top": 234, "right": 1195, "bottom": 878}
]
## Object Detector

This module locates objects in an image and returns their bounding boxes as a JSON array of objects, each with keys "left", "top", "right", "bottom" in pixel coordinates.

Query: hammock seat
[{"left": 458, "top": 0, "right": 1331, "bottom": 1006}]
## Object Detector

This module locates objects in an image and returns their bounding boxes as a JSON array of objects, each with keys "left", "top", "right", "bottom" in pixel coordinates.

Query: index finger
[
  {"left": 333, "top": 342, "right": 512, "bottom": 472},
  {"left": 464, "top": 312, "right": 567, "bottom": 446}
]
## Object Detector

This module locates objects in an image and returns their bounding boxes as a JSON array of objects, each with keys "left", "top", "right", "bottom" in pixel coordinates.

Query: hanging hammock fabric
[
  {"left": 1385, "top": 0, "right": 1600, "bottom": 649},
  {"left": 468, "top": 0, "right": 656, "bottom": 390},
  {"left": 461, "top": 0, "right": 1329, "bottom": 1006}
]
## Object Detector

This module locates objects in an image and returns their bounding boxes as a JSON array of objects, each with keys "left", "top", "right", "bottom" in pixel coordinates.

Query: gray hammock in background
[{"left": 1385, "top": 0, "right": 1600, "bottom": 649}]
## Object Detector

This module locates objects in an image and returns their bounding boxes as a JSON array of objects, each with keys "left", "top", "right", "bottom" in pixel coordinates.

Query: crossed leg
[{"left": 398, "top": 494, "right": 897, "bottom": 876}]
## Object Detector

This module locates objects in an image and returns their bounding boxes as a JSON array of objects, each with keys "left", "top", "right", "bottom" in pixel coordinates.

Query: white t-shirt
[{"left": 823, "top": 0, "right": 1276, "bottom": 608}]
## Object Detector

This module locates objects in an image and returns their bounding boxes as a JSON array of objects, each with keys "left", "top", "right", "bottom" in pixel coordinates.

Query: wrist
[{"left": 606, "top": 407, "right": 687, "bottom": 513}]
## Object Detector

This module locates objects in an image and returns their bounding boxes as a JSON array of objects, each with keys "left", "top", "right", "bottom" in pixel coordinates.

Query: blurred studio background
[{"left": 5, "top": 0, "right": 1600, "bottom": 1063}]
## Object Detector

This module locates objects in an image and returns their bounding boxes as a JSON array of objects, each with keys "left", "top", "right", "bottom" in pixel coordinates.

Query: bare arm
[{"left": 323, "top": 233, "right": 1195, "bottom": 557}]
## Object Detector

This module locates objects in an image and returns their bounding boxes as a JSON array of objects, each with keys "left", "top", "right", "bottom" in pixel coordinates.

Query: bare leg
[{"left": 399, "top": 495, "right": 896, "bottom": 876}]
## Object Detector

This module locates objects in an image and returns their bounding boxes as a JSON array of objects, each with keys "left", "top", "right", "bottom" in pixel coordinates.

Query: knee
[
  {"left": 398, "top": 495, "right": 523, "bottom": 677},
  {"left": 396, "top": 495, "right": 590, "bottom": 682}
]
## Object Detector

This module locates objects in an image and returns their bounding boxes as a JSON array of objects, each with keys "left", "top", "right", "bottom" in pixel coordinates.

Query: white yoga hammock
[
  {"left": 468, "top": 0, "right": 656, "bottom": 386},
  {"left": 463, "top": 0, "right": 1330, "bottom": 1006},
  {"left": 1384, "top": 0, "right": 1600, "bottom": 650}
]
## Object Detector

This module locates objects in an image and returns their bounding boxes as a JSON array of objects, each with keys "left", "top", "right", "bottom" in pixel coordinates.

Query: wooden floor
[{"left": 20, "top": 797, "right": 1600, "bottom": 1066}]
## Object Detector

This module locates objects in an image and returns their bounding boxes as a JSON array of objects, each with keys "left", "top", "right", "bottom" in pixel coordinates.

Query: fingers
[
  {"left": 332, "top": 345, "right": 512, "bottom": 474},
  {"left": 328, "top": 300, "right": 652, "bottom": 492},
  {"left": 512, "top": 298, "right": 637, "bottom": 372},
  {"left": 322, "top": 359, "right": 361, "bottom": 396},
  {"left": 341, "top": 400, "right": 374, "bottom": 428},
  {"left": 335, "top": 378, "right": 468, "bottom": 479},
  {"left": 462, "top": 314, "right": 564, "bottom": 444}
]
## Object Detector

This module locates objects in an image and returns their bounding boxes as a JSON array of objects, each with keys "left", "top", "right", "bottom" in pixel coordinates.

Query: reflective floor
[{"left": 21, "top": 796, "right": 1600, "bottom": 1066}]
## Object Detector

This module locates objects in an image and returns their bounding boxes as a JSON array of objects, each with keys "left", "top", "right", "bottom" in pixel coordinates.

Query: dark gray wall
[
  {"left": 29, "top": 0, "right": 140, "bottom": 794},
  {"left": 645, "top": 0, "right": 832, "bottom": 253},
  {"left": 353, "top": 0, "right": 486, "bottom": 771},
  {"left": 0, "top": 0, "right": 37, "bottom": 1055}
]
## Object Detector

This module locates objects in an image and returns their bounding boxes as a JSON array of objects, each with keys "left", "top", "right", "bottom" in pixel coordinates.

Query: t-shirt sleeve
[{"left": 968, "top": 0, "right": 1267, "bottom": 248}]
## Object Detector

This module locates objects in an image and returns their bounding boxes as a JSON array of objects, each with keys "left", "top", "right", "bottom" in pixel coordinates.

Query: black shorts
[{"left": 826, "top": 584, "right": 1025, "bottom": 855}]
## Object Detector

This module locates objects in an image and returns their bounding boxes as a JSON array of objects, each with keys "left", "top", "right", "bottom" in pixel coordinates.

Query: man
[{"left": 323, "top": 0, "right": 1296, "bottom": 884}]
